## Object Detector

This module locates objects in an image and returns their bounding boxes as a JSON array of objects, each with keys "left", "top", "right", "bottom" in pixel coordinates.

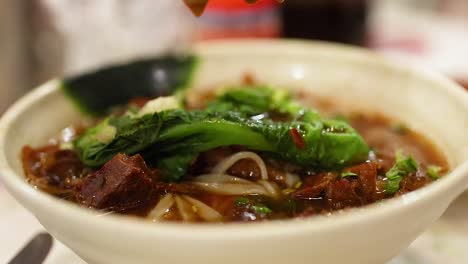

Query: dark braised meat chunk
[
  {"left": 21, "top": 145, "right": 87, "bottom": 195},
  {"left": 325, "top": 179, "right": 364, "bottom": 209},
  {"left": 345, "top": 162, "right": 378, "bottom": 199},
  {"left": 292, "top": 172, "right": 337, "bottom": 200},
  {"left": 397, "top": 170, "right": 430, "bottom": 195},
  {"left": 326, "top": 162, "right": 378, "bottom": 209},
  {"left": 292, "top": 162, "right": 378, "bottom": 210},
  {"left": 75, "top": 153, "right": 155, "bottom": 212}
]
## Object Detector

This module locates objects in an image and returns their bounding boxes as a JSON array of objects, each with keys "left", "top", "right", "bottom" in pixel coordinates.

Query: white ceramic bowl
[{"left": 1, "top": 40, "right": 468, "bottom": 264}]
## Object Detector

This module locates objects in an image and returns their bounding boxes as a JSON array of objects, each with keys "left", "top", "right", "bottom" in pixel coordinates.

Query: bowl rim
[{"left": 1, "top": 39, "right": 468, "bottom": 239}]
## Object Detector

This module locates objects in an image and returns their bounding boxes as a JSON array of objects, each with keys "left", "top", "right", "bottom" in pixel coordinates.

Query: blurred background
[
  {"left": 1, "top": 1, "right": 468, "bottom": 263},
  {"left": 1, "top": 0, "right": 468, "bottom": 113}
]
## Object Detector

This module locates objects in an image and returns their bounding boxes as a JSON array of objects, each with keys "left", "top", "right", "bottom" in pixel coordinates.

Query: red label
[{"left": 206, "top": 0, "right": 277, "bottom": 11}]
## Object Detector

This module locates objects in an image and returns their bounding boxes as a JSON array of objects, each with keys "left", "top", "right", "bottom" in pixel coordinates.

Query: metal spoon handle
[{"left": 8, "top": 233, "right": 53, "bottom": 264}]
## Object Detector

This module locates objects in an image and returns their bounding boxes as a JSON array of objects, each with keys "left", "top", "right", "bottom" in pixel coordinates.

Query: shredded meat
[{"left": 75, "top": 153, "right": 155, "bottom": 212}]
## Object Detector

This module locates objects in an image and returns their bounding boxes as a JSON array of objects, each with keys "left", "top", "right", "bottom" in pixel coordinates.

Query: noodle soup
[{"left": 21, "top": 82, "right": 447, "bottom": 223}]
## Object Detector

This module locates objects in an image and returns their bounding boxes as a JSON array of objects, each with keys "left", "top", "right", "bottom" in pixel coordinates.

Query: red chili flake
[{"left": 289, "top": 128, "right": 305, "bottom": 149}]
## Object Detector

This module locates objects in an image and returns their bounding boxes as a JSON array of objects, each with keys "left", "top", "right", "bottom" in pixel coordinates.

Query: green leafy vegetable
[
  {"left": 75, "top": 113, "right": 165, "bottom": 167},
  {"left": 251, "top": 205, "right": 272, "bottom": 215},
  {"left": 341, "top": 171, "right": 358, "bottom": 178},
  {"left": 62, "top": 56, "right": 198, "bottom": 116},
  {"left": 333, "top": 113, "right": 349, "bottom": 123},
  {"left": 234, "top": 197, "right": 250, "bottom": 207},
  {"left": 207, "top": 86, "right": 319, "bottom": 120},
  {"left": 74, "top": 87, "right": 369, "bottom": 181},
  {"left": 75, "top": 109, "right": 369, "bottom": 181},
  {"left": 427, "top": 165, "right": 442, "bottom": 179},
  {"left": 385, "top": 151, "right": 419, "bottom": 194},
  {"left": 156, "top": 154, "right": 196, "bottom": 182},
  {"left": 234, "top": 197, "right": 272, "bottom": 215}
]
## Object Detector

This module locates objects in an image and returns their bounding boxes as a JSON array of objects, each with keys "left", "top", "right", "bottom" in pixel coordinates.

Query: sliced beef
[
  {"left": 292, "top": 172, "right": 337, "bottom": 200},
  {"left": 325, "top": 179, "right": 364, "bottom": 209},
  {"left": 75, "top": 153, "right": 155, "bottom": 212},
  {"left": 346, "top": 162, "right": 378, "bottom": 199},
  {"left": 292, "top": 162, "right": 378, "bottom": 209},
  {"left": 325, "top": 162, "right": 378, "bottom": 209}
]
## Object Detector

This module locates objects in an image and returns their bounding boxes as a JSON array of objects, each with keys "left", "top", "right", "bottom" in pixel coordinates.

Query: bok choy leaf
[
  {"left": 75, "top": 108, "right": 369, "bottom": 181},
  {"left": 62, "top": 55, "right": 198, "bottom": 116}
]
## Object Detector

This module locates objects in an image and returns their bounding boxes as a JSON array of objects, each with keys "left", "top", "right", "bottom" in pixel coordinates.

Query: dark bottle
[{"left": 281, "top": 0, "right": 369, "bottom": 46}]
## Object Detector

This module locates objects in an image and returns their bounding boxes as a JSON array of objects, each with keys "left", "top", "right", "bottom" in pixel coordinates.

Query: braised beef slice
[
  {"left": 325, "top": 179, "right": 364, "bottom": 209},
  {"left": 292, "top": 162, "right": 378, "bottom": 209},
  {"left": 346, "top": 162, "right": 378, "bottom": 198},
  {"left": 292, "top": 172, "right": 337, "bottom": 200},
  {"left": 325, "top": 162, "right": 378, "bottom": 209},
  {"left": 75, "top": 153, "right": 154, "bottom": 211}
]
